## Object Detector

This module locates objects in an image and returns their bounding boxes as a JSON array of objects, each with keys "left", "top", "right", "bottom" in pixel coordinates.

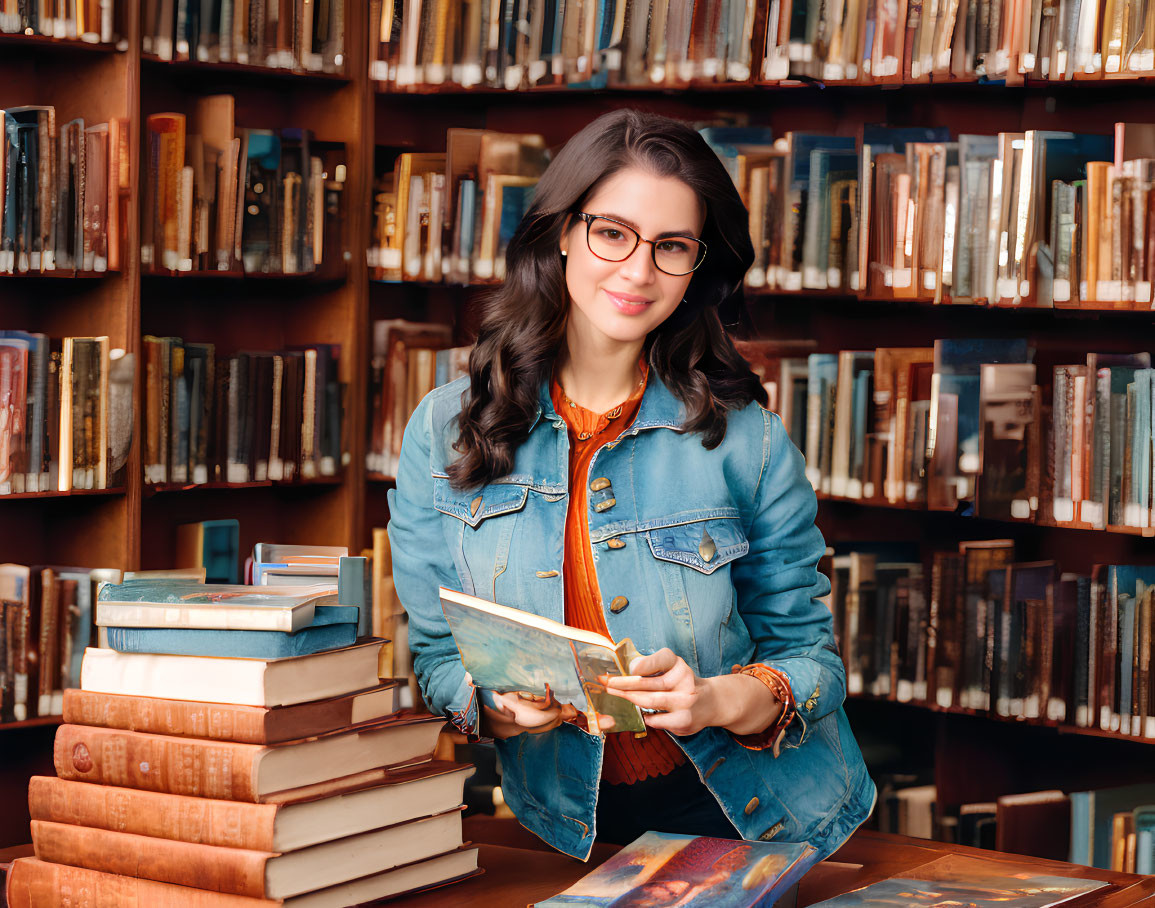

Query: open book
[{"left": 439, "top": 587, "right": 646, "bottom": 734}]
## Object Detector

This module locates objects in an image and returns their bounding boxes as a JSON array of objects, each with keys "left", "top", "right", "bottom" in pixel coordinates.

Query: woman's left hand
[{"left": 604, "top": 648, "right": 783, "bottom": 738}]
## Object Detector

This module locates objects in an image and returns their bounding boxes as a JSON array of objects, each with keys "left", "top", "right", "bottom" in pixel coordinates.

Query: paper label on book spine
[
  {"left": 803, "top": 266, "right": 826, "bottom": 289},
  {"left": 1146, "top": 716, "right": 1155, "bottom": 738},
  {"left": 823, "top": 63, "right": 845, "bottom": 80},
  {"left": 848, "top": 673, "right": 862, "bottom": 695},
  {"left": 1137, "top": 281, "right": 1152, "bottom": 302},
  {"left": 1054, "top": 498, "right": 1074, "bottom": 523},
  {"left": 922, "top": 271, "right": 936, "bottom": 291},
  {"left": 936, "top": 690, "right": 952, "bottom": 709},
  {"left": 677, "top": 61, "right": 696, "bottom": 81},
  {"left": 846, "top": 479, "right": 863, "bottom": 499},
  {"left": 370, "top": 61, "right": 389, "bottom": 81},
  {"left": 746, "top": 268, "right": 766, "bottom": 288},
  {"left": 395, "top": 63, "right": 420, "bottom": 85},
  {"left": 1053, "top": 279, "right": 1071, "bottom": 301},
  {"left": 828, "top": 267, "right": 841, "bottom": 286},
  {"left": 1101, "top": 706, "right": 1114, "bottom": 729},
  {"left": 1098, "top": 280, "right": 1122, "bottom": 300},
  {"left": 892, "top": 268, "right": 912, "bottom": 288},
  {"left": 701, "top": 57, "right": 720, "bottom": 78},
  {"left": 862, "top": 481, "right": 875, "bottom": 499},
  {"left": 529, "top": 60, "right": 547, "bottom": 82},
  {"left": 502, "top": 65, "right": 522, "bottom": 90},
  {"left": 805, "top": 466, "right": 821, "bottom": 490},
  {"left": 782, "top": 271, "right": 802, "bottom": 291},
  {"left": 830, "top": 477, "right": 848, "bottom": 498},
  {"left": 1124, "top": 503, "right": 1151, "bottom": 528},
  {"left": 727, "top": 62, "right": 751, "bottom": 81},
  {"left": 1081, "top": 501, "right": 1104, "bottom": 527},
  {"left": 896, "top": 680, "right": 913, "bottom": 702}
]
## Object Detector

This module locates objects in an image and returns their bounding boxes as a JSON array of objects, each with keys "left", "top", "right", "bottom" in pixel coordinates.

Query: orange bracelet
[{"left": 727, "top": 663, "right": 797, "bottom": 754}]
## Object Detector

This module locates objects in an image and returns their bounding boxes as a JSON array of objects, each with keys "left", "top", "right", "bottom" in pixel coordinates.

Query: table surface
[
  {"left": 4, "top": 826, "right": 1153, "bottom": 907},
  {"left": 381, "top": 826, "right": 1155, "bottom": 907}
]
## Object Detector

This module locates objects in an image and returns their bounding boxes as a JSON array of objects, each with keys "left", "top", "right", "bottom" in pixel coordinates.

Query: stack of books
[{"left": 5, "top": 575, "right": 480, "bottom": 906}]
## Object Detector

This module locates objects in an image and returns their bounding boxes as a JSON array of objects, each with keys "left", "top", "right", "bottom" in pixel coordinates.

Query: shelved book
[
  {"left": 141, "top": 336, "right": 344, "bottom": 486},
  {"left": 738, "top": 337, "right": 1155, "bottom": 535},
  {"left": 0, "top": 331, "right": 136, "bottom": 493},
  {"left": 0, "top": 0, "right": 122, "bottom": 42},
  {"left": 141, "top": 0, "right": 346, "bottom": 73},
  {"left": 366, "top": 318, "right": 470, "bottom": 478},
  {"left": 0, "top": 564, "right": 121, "bottom": 721},
  {"left": 370, "top": 128, "right": 549, "bottom": 283},
  {"left": 825, "top": 541, "right": 1155, "bottom": 740},
  {"left": 1, "top": 108, "right": 130, "bottom": 274},
  {"left": 141, "top": 98, "right": 346, "bottom": 276}
]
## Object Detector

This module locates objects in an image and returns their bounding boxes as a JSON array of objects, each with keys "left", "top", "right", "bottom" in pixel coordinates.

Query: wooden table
[
  {"left": 383, "top": 826, "right": 1155, "bottom": 907},
  {"left": 4, "top": 828, "right": 1153, "bottom": 906}
]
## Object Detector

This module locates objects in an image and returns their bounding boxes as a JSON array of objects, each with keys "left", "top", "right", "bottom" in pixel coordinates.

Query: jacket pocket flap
[
  {"left": 433, "top": 478, "right": 529, "bottom": 528},
  {"left": 647, "top": 518, "right": 749, "bottom": 574}
]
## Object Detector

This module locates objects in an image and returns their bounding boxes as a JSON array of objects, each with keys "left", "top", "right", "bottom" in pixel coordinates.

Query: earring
[{"left": 561, "top": 250, "right": 568, "bottom": 257}]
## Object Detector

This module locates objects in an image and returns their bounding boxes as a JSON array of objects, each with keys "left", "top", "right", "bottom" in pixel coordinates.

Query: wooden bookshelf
[{"left": 5, "top": 1, "right": 1155, "bottom": 853}]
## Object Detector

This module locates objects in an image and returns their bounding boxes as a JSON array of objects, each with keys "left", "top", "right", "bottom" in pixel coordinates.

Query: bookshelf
[{"left": 3, "top": 0, "right": 1155, "bottom": 855}]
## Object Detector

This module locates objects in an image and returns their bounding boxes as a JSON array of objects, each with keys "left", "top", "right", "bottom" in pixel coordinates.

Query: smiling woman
[{"left": 387, "top": 109, "right": 876, "bottom": 863}]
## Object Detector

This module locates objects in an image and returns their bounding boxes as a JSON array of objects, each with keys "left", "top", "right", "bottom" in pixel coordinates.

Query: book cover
[
  {"left": 535, "top": 831, "right": 815, "bottom": 907},
  {"left": 440, "top": 586, "right": 646, "bottom": 734},
  {"left": 811, "top": 874, "right": 1107, "bottom": 907}
]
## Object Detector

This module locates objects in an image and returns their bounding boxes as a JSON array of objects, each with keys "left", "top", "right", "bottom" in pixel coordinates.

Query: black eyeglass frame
[{"left": 573, "top": 212, "right": 708, "bottom": 276}]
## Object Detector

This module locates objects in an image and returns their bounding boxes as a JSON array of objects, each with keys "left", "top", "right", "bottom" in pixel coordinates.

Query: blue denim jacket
[{"left": 387, "top": 372, "right": 876, "bottom": 861}]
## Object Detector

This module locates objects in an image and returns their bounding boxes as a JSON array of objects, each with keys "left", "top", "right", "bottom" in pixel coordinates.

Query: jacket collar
[{"left": 531, "top": 367, "right": 686, "bottom": 435}]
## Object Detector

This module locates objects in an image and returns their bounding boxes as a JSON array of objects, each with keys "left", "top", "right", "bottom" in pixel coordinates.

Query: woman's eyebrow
[{"left": 594, "top": 212, "right": 699, "bottom": 239}]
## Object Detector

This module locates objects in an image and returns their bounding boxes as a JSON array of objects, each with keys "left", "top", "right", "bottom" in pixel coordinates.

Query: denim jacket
[{"left": 387, "top": 372, "right": 876, "bottom": 861}]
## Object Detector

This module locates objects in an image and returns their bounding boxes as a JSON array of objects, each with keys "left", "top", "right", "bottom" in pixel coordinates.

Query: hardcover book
[
  {"left": 811, "top": 874, "right": 1107, "bottom": 907},
  {"left": 440, "top": 586, "right": 646, "bottom": 734},
  {"left": 534, "top": 831, "right": 816, "bottom": 907}
]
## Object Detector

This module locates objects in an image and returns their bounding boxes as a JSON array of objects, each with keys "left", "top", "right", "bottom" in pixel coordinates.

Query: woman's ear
[{"left": 558, "top": 213, "right": 573, "bottom": 257}]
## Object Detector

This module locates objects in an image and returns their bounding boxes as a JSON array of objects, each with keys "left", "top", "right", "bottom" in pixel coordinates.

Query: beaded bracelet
[{"left": 727, "top": 663, "right": 797, "bottom": 756}]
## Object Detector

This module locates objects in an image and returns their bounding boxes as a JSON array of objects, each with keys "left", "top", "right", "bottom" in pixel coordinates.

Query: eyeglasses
[{"left": 574, "top": 212, "right": 707, "bottom": 277}]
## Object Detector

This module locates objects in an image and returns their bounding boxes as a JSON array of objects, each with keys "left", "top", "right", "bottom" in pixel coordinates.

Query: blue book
[
  {"left": 105, "top": 606, "right": 360, "bottom": 658},
  {"left": 1071, "top": 782, "right": 1155, "bottom": 868},
  {"left": 338, "top": 555, "right": 372, "bottom": 638}
]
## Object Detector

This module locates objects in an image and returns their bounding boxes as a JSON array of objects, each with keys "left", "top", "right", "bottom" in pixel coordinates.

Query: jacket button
[
  {"left": 470, "top": 496, "right": 482, "bottom": 517},
  {"left": 590, "top": 477, "right": 611, "bottom": 492},
  {"left": 759, "top": 822, "right": 785, "bottom": 841},
  {"left": 606, "top": 538, "right": 626, "bottom": 549},
  {"left": 593, "top": 498, "right": 616, "bottom": 512},
  {"left": 698, "top": 529, "right": 717, "bottom": 562},
  {"left": 744, "top": 797, "right": 760, "bottom": 815},
  {"left": 535, "top": 570, "right": 559, "bottom": 578},
  {"left": 609, "top": 596, "right": 628, "bottom": 613}
]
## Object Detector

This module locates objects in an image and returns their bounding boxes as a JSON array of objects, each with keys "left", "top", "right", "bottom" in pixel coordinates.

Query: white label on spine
[{"left": 1054, "top": 279, "right": 1071, "bottom": 301}]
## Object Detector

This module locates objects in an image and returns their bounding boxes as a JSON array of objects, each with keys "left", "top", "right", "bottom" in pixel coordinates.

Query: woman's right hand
[{"left": 481, "top": 689, "right": 580, "bottom": 739}]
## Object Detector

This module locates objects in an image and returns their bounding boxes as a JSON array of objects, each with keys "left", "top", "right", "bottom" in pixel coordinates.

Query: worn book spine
[
  {"left": 5, "top": 857, "right": 277, "bottom": 908},
  {"left": 63, "top": 688, "right": 272, "bottom": 743},
  {"left": 54, "top": 723, "right": 262, "bottom": 801},
  {"left": 31, "top": 820, "right": 274, "bottom": 899}
]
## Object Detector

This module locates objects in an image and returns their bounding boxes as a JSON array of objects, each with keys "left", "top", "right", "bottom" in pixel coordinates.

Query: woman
[{"left": 388, "top": 109, "right": 876, "bottom": 862}]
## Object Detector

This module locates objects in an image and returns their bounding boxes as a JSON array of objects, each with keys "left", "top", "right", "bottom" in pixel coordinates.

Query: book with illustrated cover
[
  {"left": 534, "top": 831, "right": 816, "bottom": 907},
  {"left": 811, "top": 874, "right": 1107, "bottom": 907},
  {"left": 439, "top": 586, "right": 646, "bottom": 734}
]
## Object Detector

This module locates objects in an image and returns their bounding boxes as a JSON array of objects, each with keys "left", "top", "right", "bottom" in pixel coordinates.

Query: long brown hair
[{"left": 448, "top": 108, "right": 766, "bottom": 490}]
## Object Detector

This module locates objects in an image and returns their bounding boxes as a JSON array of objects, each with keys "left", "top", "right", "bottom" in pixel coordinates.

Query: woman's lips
[{"left": 605, "top": 289, "right": 653, "bottom": 315}]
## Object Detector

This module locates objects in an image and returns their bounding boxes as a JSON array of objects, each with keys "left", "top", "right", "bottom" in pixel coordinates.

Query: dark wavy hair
[{"left": 448, "top": 108, "right": 767, "bottom": 490}]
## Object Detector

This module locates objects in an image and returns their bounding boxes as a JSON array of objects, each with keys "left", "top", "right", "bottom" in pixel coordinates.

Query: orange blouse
[
  {"left": 549, "top": 364, "right": 797, "bottom": 783},
  {"left": 551, "top": 364, "right": 688, "bottom": 785}
]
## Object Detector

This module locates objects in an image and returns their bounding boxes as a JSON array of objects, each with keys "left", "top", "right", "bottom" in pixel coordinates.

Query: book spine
[
  {"left": 62, "top": 688, "right": 271, "bottom": 744},
  {"left": 53, "top": 724, "right": 261, "bottom": 801},
  {"left": 31, "top": 820, "right": 273, "bottom": 899},
  {"left": 5, "top": 858, "right": 278, "bottom": 908}
]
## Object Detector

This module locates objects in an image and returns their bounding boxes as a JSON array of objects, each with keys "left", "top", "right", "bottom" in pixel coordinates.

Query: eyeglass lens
[{"left": 584, "top": 216, "right": 703, "bottom": 276}]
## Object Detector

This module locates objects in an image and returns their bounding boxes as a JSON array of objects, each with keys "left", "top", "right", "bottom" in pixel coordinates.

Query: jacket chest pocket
[
  {"left": 644, "top": 516, "right": 750, "bottom": 676},
  {"left": 433, "top": 476, "right": 529, "bottom": 599}
]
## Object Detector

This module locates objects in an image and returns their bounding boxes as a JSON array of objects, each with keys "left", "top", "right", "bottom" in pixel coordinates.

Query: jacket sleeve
[
  {"left": 386, "top": 393, "right": 482, "bottom": 738},
  {"left": 728, "top": 408, "right": 844, "bottom": 749}
]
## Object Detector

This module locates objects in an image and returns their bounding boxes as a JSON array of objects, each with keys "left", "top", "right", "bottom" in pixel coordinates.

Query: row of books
[
  {"left": 878, "top": 778, "right": 1155, "bottom": 872},
  {"left": 2, "top": 107, "right": 130, "bottom": 275},
  {"left": 728, "top": 123, "right": 1155, "bottom": 310},
  {"left": 367, "top": 0, "right": 1155, "bottom": 91},
  {"left": 826, "top": 540, "right": 1155, "bottom": 738},
  {"left": 370, "top": 0, "right": 762, "bottom": 90},
  {"left": 737, "top": 338, "right": 1155, "bottom": 534},
  {"left": 0, "top": 0, "right": 118, "bottom": 42},
  {"left": 141, "top": 0, "right": 346, "bottom": 72},
  {"left": 0, "top": 563, "right": 122, "bottom": 722},
  {"left": 142, "top": 336, "right": 344, "bottom": 486},
  {"left": 370, "top": 128, "right": 548, "bottom": 283},
  {"left": 366, "top": 319, "right": 469, "bottom": 478},
  {"left": 0, "top": 332, "right": 133, "bottom": 495},
  {"left": 143, "top": 96, "right": 345, "bottom": 276},
  {"left": 762, "top": 0, "right": 1155, "bottom": 82},
  {"left": 6, "top": 553, "right": 479, "bottom": 905}
]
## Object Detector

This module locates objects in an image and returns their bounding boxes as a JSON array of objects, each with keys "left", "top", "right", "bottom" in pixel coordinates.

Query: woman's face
[{"left": 559, "top": 166, "right": 705, "bottom": 349}]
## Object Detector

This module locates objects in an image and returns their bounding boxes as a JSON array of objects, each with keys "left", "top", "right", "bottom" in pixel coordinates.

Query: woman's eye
[
  {"left": 599, "top": 228, "right": 626, "bottom": 242},
  {"left": 657, "top": 240, "right": 690, "bottom": 254}
]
